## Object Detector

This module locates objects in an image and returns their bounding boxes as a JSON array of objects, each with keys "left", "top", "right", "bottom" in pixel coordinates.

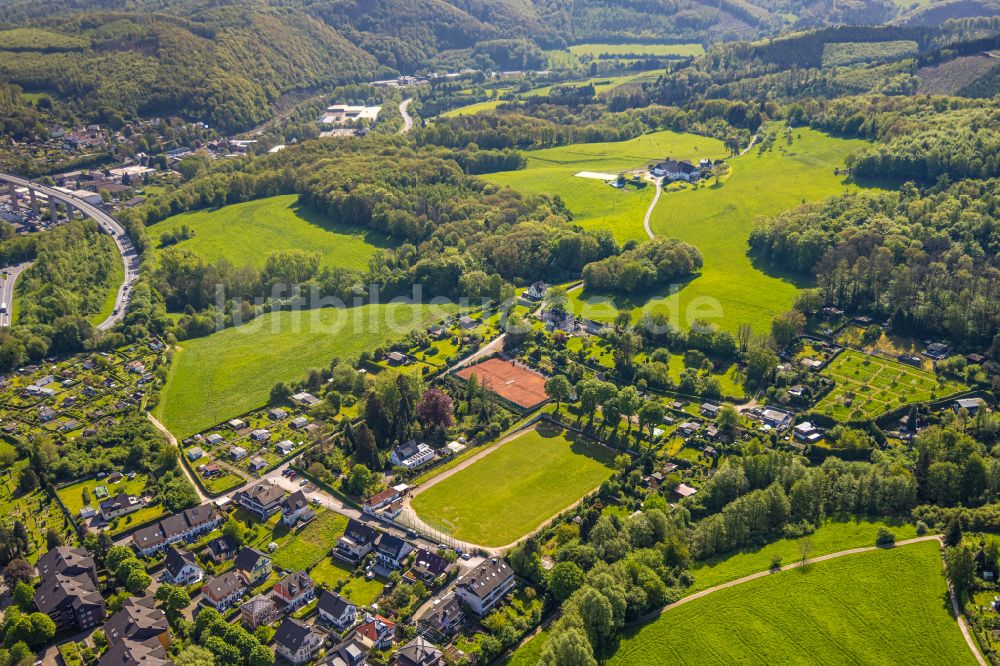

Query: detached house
[
  {"left": 334, "top": 519, "right": 379, "bottom": 563},
  {"left": 99, "top": 493, "right": 143, "bottom": 521},
  {"left": 240, "top": 594, "right": 279, "bottom": 630},
  {"left": 201, "top": 571, "right": 246, "bottom": 610},
  {"left": 273, "top": 570, "right": 315, "bottom": 611},
  {"left": 405, "top": 548, "right": 451, "bottom": 586},
  {"left": 355, "top": 614, "right": 395, "bottom": 651},
  {"left": 455, "top": 557, "right": 515, "bottom": 616},
  {"left": 235, "top": 547, "right": 272, "bottom": 586},
  {"left": 317, "top": 590, "right": 357, "bottom": 631},
  {"left": 281, "top": 490, "right": 314, "bottom": 527},
  {"left": 390, "top": 440, "right": 435, "bottom": 470},
  {"left": 393, "top": 637, "right": 443, "bottom": 666},
  {"left": 205, "top": 535, "right": 238, "bottom": 564},
  {"left": 375, "top": 533, "right": 413, "bottom": 570},
  {"left": 163, "top": 547, "right": 203, "bottom": 585},
  {"left": 418, "top": 594, "right": 463, "bottom": 636},
  {"left": 235, "top": 481, "right": 285, "bottom": 520},
  {"left": 274, "top": 618, "right": 325, "bottom": 665}
]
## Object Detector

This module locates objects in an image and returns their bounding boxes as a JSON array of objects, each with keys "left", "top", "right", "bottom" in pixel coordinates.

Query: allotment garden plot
[
  {"left": 815, "top": 350, "right": 966, "bottom": 421},
  {"left": 409, "top": 424, "right": 616, "bottom": 548}
]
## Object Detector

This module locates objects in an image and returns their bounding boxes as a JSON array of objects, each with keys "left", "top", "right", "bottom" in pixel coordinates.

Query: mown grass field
[
  {"left": 271, "top": 509, "right": 348, "bottom": 571},
  {"left": 609, "top": 541, "right": 973, "bottom": 665},
  {"left": 410, "top": 424, "right": 616, "bottom": 547},
  {"left": 309, "top": 557, "right": 385, "bottom": 606},
  {"left": 567, "top": 43, "right": 705, "bottom": 58},
  {"left": 816, "top": 350, "right": 966, "bottom": 421},
  {"left": 152, "top": 194, "right": 392, "bottom": 271},
  {"left": 156, "top": 303, "right": 455, "bottom": 437},
  {"left": 689, "top": 517, "right": 918, "bottom": 593},
  {"left": 486, "top": 130, "right": 727, "bottom": 243}
]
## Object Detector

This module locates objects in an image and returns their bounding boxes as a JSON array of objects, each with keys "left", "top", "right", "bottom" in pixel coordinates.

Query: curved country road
[
  {"left": 0, "top": 261, "right": 32, "bottom": 326},
  {"left": 399, "top": 98, "right": 414, "bottom": 133},
  {"left": 0, "top": 172, "right": 138, "bottom": 330},
  {"left": 643, "top": 175, "right": 664, "bottom": 239},
  {"left": 625, "top": 534, "right": 985, "bottom": 666}
]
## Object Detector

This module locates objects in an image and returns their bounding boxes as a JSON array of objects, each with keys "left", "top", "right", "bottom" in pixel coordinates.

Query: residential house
[
  {"left": 98, "top": 635, "right": 169, "bottom": 666},
  {"left": 317, "top": 590, "right": 357, "bottom": 631},
  {"left": 99, "top": 493, "right": 144, "bottom": 521},
  {"left": 34, "top": 547, "right": 105, "bottom": 632},
  {"left": 103, "top": 595, "right": 168, "bottom": 650},
  {"left": 291, "top": 392, "right": 319, "bottom": 407},
  {"left": 363, "top": 488, "right": 401, "bottom": 516},
  {"left": 375, "top": 534, "right": 413, "bottom": 570},
  {"left": 163, "top": 547, "right": 203, "bottom": 585},
  {"left": 955, "top": 398, "right": 984, "bottom": 415},
  {"left": 240, "top": 594, "right": 279, "bottom": 630},
  {"left": 131, "top": 504, "right": 223, "bottom": 557},
  {"left": 235, "top": 482, "right": 285, "bottom": 520},
  {"left": 276, "top": 440, "right": 296, "bottom": 456},
  {"left": 36, "top": 546, "right": 98, "bottom": 585},
  {"left": 418, "top": 595, "right": 463, "bottom": 636},
  {"left": 281, "top": 490, "right": 314, "bottom": 527},
  {"left": 454, "top": 557, "right": 515, "bottom": 616},
  {"left": 522, "top": 281, "right": 547, "bottom": 302},
  {"left": 652, "top": 159, "right": 698, "bottom": 181},
  {"left": 201, "top": 571, "right": 246, "bottom": 610},
  {"left": 387, "top": 351, "right": 409, "bottom": 366},
  {"left": 334, "top": 519, "right": 379, "bottom": 563},
  {"left": 273, "top": 570, "right": 315, "bottom": 611},
  {"left": 327, "top": 640, "right": 368, "bottom": 666},
  {"left": 355, "top": 615, "right": 395, "bottom": 651},
  {"left": 235, "top": 548, "right": 272, "bottom": 586},
  {"left": 405, "top": 548, "right": 450, "bottom": 586},
  {"left": 761, "top": 408, "right": 793, "bottom": 429},
  {"left": 393, "top": 637, "right": 443, "bottom": 666},
  {"left": 389, "top": 440, "right": 435, "bottom": 470},
  {"left": 274, "top": 618, "right": 325, "bottom": 665},
  {"left": 205, "top": 535, "right": 239, "bottom": 564}
]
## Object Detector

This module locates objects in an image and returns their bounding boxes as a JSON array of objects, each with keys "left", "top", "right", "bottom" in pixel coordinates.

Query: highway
[
  {"left": 0, "top": 173, "right": 138, "bottom": 330},
  {"left": 0, "top": 261, "right": 32, "bottom": 326}
]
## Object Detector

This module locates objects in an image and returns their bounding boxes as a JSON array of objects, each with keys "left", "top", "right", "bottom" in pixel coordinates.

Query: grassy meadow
[
  {"left": 609, "top": 541, "right": 973, "bottom": 665},
  {"left": 816, "top": 350, "right": 966, "bottom": 421},
  {"left": 486, "top": 129, "right": 727, "bottom": 242},
  {"left": 567, "top": 43, "right": 705, "bottom": 58},
  {"left": 410, "top": 424, "right": 616, "bottom": 547},
  {"left": 156, "top": 302, "right": 455, "bottom": 437},
  {"left": 531, "top": 126, "right": 871, "bottom": 333},
  {"left": 152, "top": 194, "right": 392, "bottom": 271}
]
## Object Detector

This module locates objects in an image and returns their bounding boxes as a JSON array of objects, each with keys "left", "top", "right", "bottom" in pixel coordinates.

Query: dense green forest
[{"left": 749, "top": 179, "right": 1000, "bottom": 345}]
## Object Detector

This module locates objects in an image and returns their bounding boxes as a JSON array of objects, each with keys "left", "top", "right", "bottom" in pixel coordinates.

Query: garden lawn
[
  {"left": 410, "top": 424, "right": 616, "bottom": 547},
  {"left": 541, "top": 127, "right": 872, "bottom": 334},
  {"left": 156, "top": 302, "right": 455, "bottom": 437},
  {"left": 689, "top": 517, "right": 918, "bottom": 593},
  {"left": 816, "top": 350, "right": 966, "bottom": 421},
  {"left": 609, "top": 541, "right": 974, "bottom": 665},
  {"left": 486, "top": 130, "right": 727, "bottom": 244},
  {"left": 57, "top": 473, "right": 151, "bottom": 516},
  {"left": 309, "top": 558, "right": 384, "bottom": 606},
  {"left": 271, "top": 509, "right": 349, "bottom": 571},
  {"left": 506, "top": 631, "right": 548, "bottom": 666},
  {"left": 152, "top": 194, "right": 393, "bottom": 271}
]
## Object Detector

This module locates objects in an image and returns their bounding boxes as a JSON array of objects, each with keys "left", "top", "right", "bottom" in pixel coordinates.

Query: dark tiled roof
[
  {"left": 234, "top": 547, "right": 269, "bottom": 573},
  {"left": 343, "top": 518, "right": 378, "bottom": 545},
  {"left": 34, "top": 572, "right": 103, "bottom": 614},
  {"left": 377, "top": 533, "right": 409, "bottom": 559},
  {"left": 36, "top": 546, "right": 95, "bottom": 581},
  {"left": 99, "top": 636, "right": 169, "bottom": 666},
  {"left": 282, "top": 490, "right": 309, "bottom": 513},
  {"left": 103, "top": 596, "right": 166, "bottom": 645},
  {"left": 394, "top": 636, "right": 443, "bottom": 666},
  {"left": 273, "top": 618, "right": 316, "bottom": 652},
  {"left": 457, "top": 558, "right": 513, "bottom": 601},
  {"left": 317, "top": 589, "right": 353, "bottom": 618},
  {"left": 163, "top": 547, "right": 198, "bottom": 580},
  {"left": 202, "top": 571, "right": 244, "bottom": 600}
]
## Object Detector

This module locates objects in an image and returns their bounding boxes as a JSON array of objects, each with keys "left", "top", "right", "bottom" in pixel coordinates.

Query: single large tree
[{"left": 417, "top": 388, "right": 454, "bottom": 429}]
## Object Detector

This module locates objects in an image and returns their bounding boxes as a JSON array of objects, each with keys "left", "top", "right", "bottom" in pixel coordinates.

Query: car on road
[
  {"left": 0, "top": 304, "right": 7, "bottom": 314},
  {"left": 406, "top": 529, "right": 417, "bottom": 538}
]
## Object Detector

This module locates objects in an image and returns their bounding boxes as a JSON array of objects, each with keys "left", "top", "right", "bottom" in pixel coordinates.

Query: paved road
[
  {"left": 0, "top": 261, "right": 32, "bottom": 326},
  {"left": 0, "top": 173, "right": 138, "bottom": 330},
  {"left": 643, "top": 176, "right": 663, "bottom": 239},
  {"left": 399, "top": 98, "right": 414, "bottom": 133}
]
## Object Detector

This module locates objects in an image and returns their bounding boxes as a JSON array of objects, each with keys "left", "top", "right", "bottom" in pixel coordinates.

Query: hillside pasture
[
  {"left": 410, "top": 424, "right": 616, "bottom": 547},
  {"left": 608, "top": 541, "right": 974, "bottom": 665},
  {"left": 815, "top": 349, "right": 966, "bottom": 421},
  {"left": 152, "top": 194, "right": 392, "bottom": 272},
  {"left": 567, "top": 43, "right": 705, "bottom": 58},
  {"left": 156, "top": 302, "right": 455, "bottom": 437}
]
